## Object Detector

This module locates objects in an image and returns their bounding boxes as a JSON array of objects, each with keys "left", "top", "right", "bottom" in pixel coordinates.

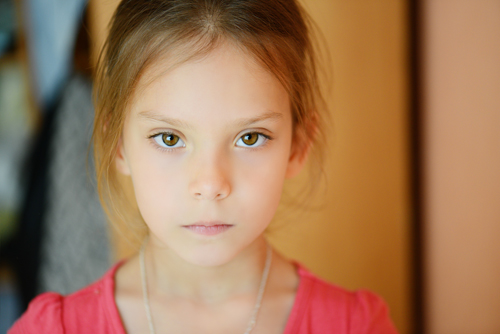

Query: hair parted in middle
[{"left": 93, "top": 0, "right": 328, "bottom": 245}]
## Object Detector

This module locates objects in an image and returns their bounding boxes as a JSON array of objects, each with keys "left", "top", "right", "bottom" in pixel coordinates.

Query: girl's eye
[
  {"left": 153, "top": 133, "right": 185, "bottom": 148},
  {"left": 236, "top": 132, "right": 268, "bottom": 147}
]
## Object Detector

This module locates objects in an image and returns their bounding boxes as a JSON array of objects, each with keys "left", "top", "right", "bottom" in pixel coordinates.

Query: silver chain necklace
[{"left": 139, "top": 241, "right": 272, "bottom": 334}]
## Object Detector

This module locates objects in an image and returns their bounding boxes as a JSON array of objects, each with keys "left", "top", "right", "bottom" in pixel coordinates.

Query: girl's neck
[{"left": 143, "top": 236, "right": 269, "bottom": 304}]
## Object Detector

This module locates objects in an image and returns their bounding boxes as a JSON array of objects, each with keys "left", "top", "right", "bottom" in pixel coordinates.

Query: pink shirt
[{"left": 9, "top": 263, "right": 398, "bottom": 333}]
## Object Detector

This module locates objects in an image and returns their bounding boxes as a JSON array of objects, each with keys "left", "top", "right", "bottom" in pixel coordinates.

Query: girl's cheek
[
  {"left": 129, "top": 144, "right": 187, "bottom": 192},
  {"left": 235, "top": 151, "right": 288, "bottom": 197}
]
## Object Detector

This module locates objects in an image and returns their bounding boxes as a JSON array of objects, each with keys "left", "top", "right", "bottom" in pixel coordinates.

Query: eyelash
[
  {"left": 236, "top": 132, "right": 272, "bottom": 149},
  {"left": 148, "top": 131, "right": 184, "bottom": 152},
  {"left": 147, "top": 131, "right": 273, "bottom": 151}
]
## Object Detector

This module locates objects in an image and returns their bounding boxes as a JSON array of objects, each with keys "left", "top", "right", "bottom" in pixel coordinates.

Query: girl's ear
[
  {"left": 115, "top": 137, "right": 131, "bottom": 175},
  {"left": 285, "top": 130, "right": 312, "bottom": 179}
]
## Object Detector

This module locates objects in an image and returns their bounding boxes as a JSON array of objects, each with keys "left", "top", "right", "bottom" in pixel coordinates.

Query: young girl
[{"left": 10, "top": 0, "right": 397, "bottom": 333}]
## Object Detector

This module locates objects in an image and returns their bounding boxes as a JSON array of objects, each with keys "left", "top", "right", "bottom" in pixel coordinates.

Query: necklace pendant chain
[
  {"left": 139, "top": 240, "right": 273, "bottom": 334},
  {"left": 139, "top": 238, "right": 156, "bottom": 334}
]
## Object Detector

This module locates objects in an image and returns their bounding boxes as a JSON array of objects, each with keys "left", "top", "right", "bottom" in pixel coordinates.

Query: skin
[{"left": 114, "top": 43, "right": 310, "bottom": 334}]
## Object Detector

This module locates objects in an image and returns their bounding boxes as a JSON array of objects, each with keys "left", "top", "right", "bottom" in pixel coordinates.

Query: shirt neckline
[{"left": 104, "top": 260, "right": 311, "bottom": 334}]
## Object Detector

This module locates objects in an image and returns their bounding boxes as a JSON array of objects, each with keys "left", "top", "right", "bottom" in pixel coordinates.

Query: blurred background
[{"left": 0, "top": 0, "right": 499, "bottom": 333}]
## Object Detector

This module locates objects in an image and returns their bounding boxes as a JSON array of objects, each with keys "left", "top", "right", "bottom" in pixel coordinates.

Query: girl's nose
[{"left": 188, "top": 156, "right": 231, "bottom": 201}]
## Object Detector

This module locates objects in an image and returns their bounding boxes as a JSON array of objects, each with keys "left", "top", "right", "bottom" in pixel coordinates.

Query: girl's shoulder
[
  {"left": 8, "top": 262, "right": 125, "bottom": 334},
  {"left": 8, "top": 292, "right": 65, "bottom": 334},
  {"left": 285, "top": 263, "right": 399, "bottom": 334}
]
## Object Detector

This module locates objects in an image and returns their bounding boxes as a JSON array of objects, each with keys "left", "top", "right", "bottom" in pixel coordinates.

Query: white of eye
[
  {"left": 153, "top": 133, "right": 186, "bottom": 148},
  {"left": 236, "top": 133, "right": 268, "bottom": 148}
]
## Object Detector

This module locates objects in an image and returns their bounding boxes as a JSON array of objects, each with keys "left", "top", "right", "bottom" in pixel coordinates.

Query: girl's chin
[
  {"left": 165, "top": 242, "right": 246, "bottom": 268},
  {"left": 149, "top": 232, "right": 266, "bottom": 267}
]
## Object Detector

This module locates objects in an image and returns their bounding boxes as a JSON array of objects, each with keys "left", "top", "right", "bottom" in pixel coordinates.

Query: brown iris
[
  {"left": 162, "top": 133, "right": 180, "bottom": 146},
  {"left": 242, "top": 133, "right": 259, "bottom": 146}
]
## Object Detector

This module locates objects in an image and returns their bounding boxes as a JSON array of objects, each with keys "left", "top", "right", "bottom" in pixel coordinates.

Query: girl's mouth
[{"left": 182, "top": 223, "right": 233, "bottom": 236}]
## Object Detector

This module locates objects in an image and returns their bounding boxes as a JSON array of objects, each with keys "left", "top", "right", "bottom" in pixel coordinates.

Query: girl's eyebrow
[
  {"left": 138, "top": 110, "right": 283, "bottom": 128},
  {"left": 234, "top": 111, "right": 283, "bottom": 127},
  {"left": 138, "top": 110, "right": 194, "bottom": 130}
]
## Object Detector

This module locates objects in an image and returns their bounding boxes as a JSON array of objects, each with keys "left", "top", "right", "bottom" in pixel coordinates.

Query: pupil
[
  {"left": 243, "top": 133, "right": 258, "bottom": 145},
  {"left": 162, "top": 134, "right": 178, "bottom": 146}
]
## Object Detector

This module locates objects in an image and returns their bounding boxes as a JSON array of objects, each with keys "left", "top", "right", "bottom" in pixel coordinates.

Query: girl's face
[{"left": 116, "top": 44, "right": 306, "bottom": 266}]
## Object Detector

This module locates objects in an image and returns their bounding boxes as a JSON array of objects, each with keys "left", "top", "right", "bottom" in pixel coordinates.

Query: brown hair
[{"left": 93, "top": 0, "right": 329, "bottom": 245}]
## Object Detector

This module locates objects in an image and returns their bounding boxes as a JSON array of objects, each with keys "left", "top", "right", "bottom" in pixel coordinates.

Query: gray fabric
[{"left": 38, "top": 75, "right": 111, "bottom": 295}]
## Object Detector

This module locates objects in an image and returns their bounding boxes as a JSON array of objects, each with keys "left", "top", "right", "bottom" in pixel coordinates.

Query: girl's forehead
[
  {"left": 136, "top": 42, "right": 268, "bottom": 94},
  {"left": 127, "top": 44, "right": 291, "bottom": 127}
]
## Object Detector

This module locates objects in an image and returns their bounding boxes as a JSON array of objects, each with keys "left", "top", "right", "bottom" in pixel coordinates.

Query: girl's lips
[{"left": 182, "top": 224, "right": 233, "bottom": 236}]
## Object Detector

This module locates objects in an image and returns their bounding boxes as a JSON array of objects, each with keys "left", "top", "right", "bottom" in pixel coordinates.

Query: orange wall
[
  {"left": 422, "top": 1, "right": 500, "bottom": 333},
  {"left": 88, "top": 1, "right": 412, "bottom": 332},
  {"left": 274, "top": 1, "right": 412, "bottom": 332}
]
